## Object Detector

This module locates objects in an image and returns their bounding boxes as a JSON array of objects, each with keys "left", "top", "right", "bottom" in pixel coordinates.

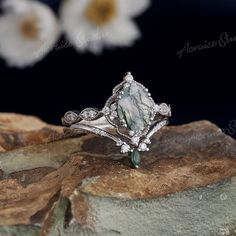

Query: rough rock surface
[
  {"left": 0, "top": 113, "right": 63, "bottom": 151},
  {"left": 0, "top": 114, "right": 236, "bottom": 236}
]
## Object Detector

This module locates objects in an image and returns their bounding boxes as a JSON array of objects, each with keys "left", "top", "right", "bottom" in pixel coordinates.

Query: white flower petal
[
  {"left": 60, "top": 0, "right": 107, "bottom": 53},
  {"left": 0, "top": 0, "right": 60, "bottom": 68},
  {"left": 118, "top": 0, "right": 151, "bottom": 17},
  {"left": 1, "top": 0, "right": 31, "bottom": 14},
  {"left": 103, "top": 18, "right": 140, "bottom": 47},
  {"left": 60, "top": 0, "right": 144, "bottom": 53}
]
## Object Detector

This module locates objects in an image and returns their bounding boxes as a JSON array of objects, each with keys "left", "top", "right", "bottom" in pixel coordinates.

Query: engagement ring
[{"left": 62, "top": 72, "right": 171, "bottom": 168}]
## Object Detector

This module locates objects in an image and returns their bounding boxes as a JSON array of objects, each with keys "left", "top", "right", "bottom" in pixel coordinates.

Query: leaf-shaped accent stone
[
  {"left": 130, "top": 149, "right": 141, "bottom": 168},
  {"left": 80, "top": 108, "right": 99, "bottom": 121}
]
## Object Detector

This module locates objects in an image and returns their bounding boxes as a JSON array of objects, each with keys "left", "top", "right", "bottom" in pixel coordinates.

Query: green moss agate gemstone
[
  {"left": 117, "top": 83, "right": 153, "bottom": 132},
  {"left": 130, "top": 149, "right": 141, "bottom": 168}
]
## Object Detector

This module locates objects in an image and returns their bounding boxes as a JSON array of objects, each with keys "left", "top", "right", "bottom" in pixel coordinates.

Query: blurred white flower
[
  {"left": 60, "top": 0, "right": 150, "bottom": 54},
  {"left": 0, "top": 0, "right": 60, "bottom": 68}
]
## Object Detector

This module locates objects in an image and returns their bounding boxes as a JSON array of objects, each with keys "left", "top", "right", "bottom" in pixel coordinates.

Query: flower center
[
  {"left": 85, "top": 0, "right": 117, "bottom": 27},
  {"left": 20, "top": 16, "right": 39, "bottom": 40}
]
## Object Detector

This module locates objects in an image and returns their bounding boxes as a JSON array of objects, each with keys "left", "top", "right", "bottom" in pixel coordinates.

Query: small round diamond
[
  {"left": 129, "top": 130, "right": 135, "bottom": 136},
  {"left": 121, "top": 143, "right": 130, "bottom": 153},
  {"left": 138, "top": 142, "right": 148, "bottom": 151},
  {"left": 124, "top": 83, "right": 131, "bottom": 88},
  {"left": 116, "top": 139, "right": 123, "bottom": 146},
  {"left": 153, "top": 104, "right": 160, "bottom": 112},
  {"left": 110, "top": 103, "right": 117, "bottom": 111},
  {"left": 88, "top": 110, "right": 97, "bottom": 118},
  {"left": 159, "top": 103, "right": 170, "bottom": 116},
  {"left": 111, "top": 111, "right": 118, "bottom": 117},
  {"left": 144, "top": 138, "right": 151, "bottom": 144},
  {"left": 120, "top": 118, "right": 126, "bottom": 124},
  {"left": 131, "top": 136, "right": 140, "bottom": 146},
  {"left": 124, "top": 73, "right": 134, "bottom": 83},
  {"left": 102, "top": 107, "right": 110, "bottom": 115}
]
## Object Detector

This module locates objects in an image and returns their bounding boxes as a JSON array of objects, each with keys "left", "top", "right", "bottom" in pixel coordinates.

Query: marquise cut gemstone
[
  {"left": 130, "top": 149, "right": 141, "bottom": 168},
  {"left": 117, "top": 83, "right": 153, "bottom": 132}
]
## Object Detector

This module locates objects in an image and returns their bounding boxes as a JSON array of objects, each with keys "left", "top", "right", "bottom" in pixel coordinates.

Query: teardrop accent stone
[
  {"left": 130, "top": 149, "right": 141, "bottom": 168},
  {"left": 117, "top": 83, "right": 153, "bottom": 132}
]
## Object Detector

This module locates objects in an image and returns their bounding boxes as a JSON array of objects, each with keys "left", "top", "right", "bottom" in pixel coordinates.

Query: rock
[
  {"left": 0, "top": 113, "right": 64, "bottom": 151},
  {"left": 0, "top": 137, "right": 84, "bottom": 176},
  {"left": 0, "top": 146, "right": 5, "bottom": 153},
  {"left": 0, "top": 225, "right": 40, "bottom": 236},
  {"left": 0, "top": 156, "right": 82, "bottom": 225},
  {"left": 0, "top": 115, "right": 236, "bottom": 236}
]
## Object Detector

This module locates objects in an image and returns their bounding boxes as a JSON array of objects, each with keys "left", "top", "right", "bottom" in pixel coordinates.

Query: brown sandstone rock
[
  {"left": 0, "top": 113, "right": 63, "bottom": 151},
  {"left": 0, "top": 115, "right": 235, "bottom": 236}
]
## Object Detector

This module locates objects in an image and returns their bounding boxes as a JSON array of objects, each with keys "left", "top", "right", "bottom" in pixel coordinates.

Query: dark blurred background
[{"left": 0, "top": 0, "right": 236, "bottom": 136}]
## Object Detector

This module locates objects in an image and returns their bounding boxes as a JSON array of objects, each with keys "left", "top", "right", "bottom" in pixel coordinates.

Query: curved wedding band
[{"left": 62, "top": 72, "right": 171, "bottom": 168}]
